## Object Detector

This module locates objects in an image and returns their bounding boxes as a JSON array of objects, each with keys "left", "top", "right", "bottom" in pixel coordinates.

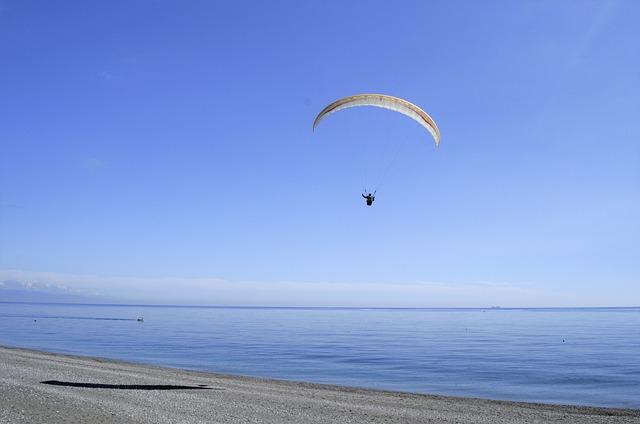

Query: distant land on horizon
[
  {"left": 0, "top": 280, "right": 114, "bottom": 304},
  {"left": 0, "top": 288, "right": 104, "bottom": 304}
]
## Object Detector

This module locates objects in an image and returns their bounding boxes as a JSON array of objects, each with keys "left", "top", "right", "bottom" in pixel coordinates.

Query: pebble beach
[{"left": 1, "top": 346, "right": 638, "bottom": 424}]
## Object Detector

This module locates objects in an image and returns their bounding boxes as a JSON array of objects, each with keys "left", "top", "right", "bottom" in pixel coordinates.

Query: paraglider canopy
[{"left": 312, "top": 94, "right": 440, "bottom": 147}]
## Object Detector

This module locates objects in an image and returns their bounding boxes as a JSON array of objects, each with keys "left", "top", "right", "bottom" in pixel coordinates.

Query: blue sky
[{"left": 1, "top": 1, "right": 638, "bottom": 306}]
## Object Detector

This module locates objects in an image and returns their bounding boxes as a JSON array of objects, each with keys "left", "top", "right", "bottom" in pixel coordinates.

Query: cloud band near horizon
[{"left": 0, "top": 269, "right": 632, "bottom": 308}]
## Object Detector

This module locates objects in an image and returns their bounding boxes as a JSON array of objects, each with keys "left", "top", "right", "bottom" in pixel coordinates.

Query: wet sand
[{"left": 1, "top": 345, "right": 638, "bottom": 424}]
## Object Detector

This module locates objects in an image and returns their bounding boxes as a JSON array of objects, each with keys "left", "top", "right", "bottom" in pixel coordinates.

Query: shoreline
[{"left": 2, "top": 346, "right": 639, "bottom": 423}]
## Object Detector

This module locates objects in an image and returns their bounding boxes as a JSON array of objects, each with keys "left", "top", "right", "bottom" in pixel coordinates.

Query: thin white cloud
[
  {"left": 528, "top": 0, "right": 619, "bottom": 132},
  {"left": 0, "top": 202, "right": 23, "bottom": 209},
  {"left": 79, "top": 156, "right": 106, "bottom": 169},
  {"left": 564, "top": 0, "right": 618, "bottom": 70},
  {"left": 97, "top": 71, "right": 113, "bottom": 81},
  {"left": 0, "top": 269, "right": 621, "bottom": 307}
]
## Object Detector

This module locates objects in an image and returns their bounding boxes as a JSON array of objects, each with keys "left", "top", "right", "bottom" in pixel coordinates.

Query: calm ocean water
[{"left": 0, "top": 303, "right": 638, "bottom": 408}]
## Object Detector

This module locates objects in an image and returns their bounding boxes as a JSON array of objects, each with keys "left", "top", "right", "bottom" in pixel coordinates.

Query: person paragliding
[
  {"left": 362, "top": 191, "right": 375, "bottom": 206},
  {"left": 312, "top": 94, "right": 440, "bottom": 206}
]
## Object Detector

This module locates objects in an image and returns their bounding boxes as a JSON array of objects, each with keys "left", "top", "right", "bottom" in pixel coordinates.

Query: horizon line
[{"left": 1, "top": 301, "right": 638, "bottom": 310}]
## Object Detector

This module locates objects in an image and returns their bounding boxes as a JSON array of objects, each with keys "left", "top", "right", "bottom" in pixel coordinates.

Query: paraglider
[
  {"left": 313, "top": 94, "right": 440, "bottom": 206},
  {"left": 313, "top": 94, "right": 440, "bottom": 146}
]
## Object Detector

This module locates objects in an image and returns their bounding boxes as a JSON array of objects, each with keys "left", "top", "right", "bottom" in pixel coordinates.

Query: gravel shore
[{"left": 1, "top": 345, "right": 638, "bottom": 424}]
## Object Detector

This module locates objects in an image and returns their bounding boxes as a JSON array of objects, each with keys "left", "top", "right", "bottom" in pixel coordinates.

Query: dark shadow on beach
[{"left": 41, "top": 380, "right": 218, "bottom": 390}]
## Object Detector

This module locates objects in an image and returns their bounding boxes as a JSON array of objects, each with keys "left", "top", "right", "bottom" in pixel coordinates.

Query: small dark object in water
[{"left": 136, "top": 317, "right": 144, "bottom": 322}]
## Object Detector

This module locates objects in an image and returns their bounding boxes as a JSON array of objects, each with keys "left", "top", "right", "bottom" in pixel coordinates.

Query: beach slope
[{"left": 1, "top": 346, "right": 638, "bottom": 424}]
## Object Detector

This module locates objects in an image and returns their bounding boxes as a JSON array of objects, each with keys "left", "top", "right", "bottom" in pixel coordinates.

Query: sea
[{"left": 0, "top": 302, "right": 638, "bottom": 409}]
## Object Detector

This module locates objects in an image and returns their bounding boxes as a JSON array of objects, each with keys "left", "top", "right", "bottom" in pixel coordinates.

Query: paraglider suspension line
[{"left": 370, "top": 136, "right": 406, "bottom": 193}]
